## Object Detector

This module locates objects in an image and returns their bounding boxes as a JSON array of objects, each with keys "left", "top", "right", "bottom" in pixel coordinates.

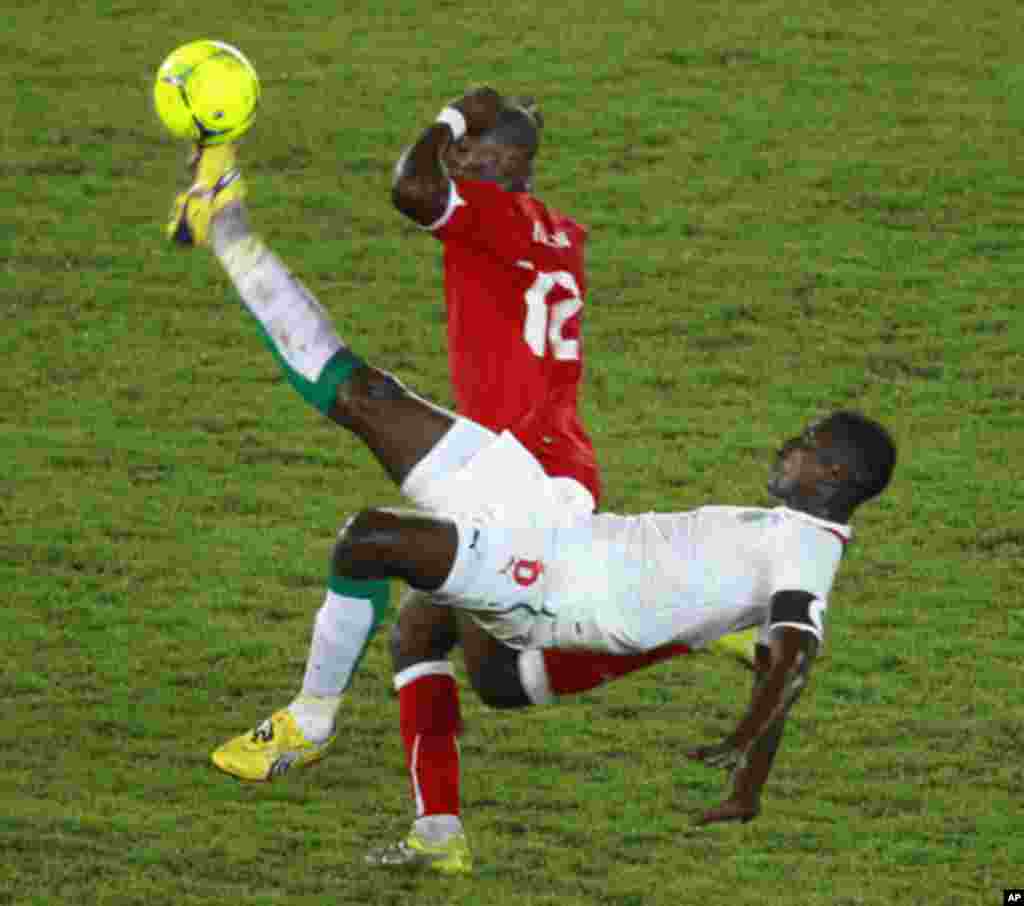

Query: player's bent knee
[
  {"left": 332, "top": 508, "right": 397, "bottom": 579},
  {"left": 459, "top": 616, "right": 531, "bottom": 709},
  {"left": 332, "top": 508, "right": 457, "bottom": 591},
  {"left": 467, "top": 658, "right": 531, "bottom": 709}
]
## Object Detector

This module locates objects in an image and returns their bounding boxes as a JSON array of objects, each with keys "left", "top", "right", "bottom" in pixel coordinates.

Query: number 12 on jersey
[{"left": 522, "top": 269, "right": 583, "bottom": 362}]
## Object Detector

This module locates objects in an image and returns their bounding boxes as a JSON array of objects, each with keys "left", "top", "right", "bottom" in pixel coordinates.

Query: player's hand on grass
[
  {"left": 451, "top": 86, "right": 504, "bottom": 134},
  {"left": 693, "top": 795, "right": 760, "bottom": 827}
]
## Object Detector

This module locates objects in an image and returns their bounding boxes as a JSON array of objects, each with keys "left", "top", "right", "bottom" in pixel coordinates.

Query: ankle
[
  {"left": 211, "top": 201, "right": 252, "bottom": 253},
  {"left": 413, "top": 814, "right": 463, "bottom": 843},
  {"left": 287, "top": 694, "right": 340, "bottom": 743}
]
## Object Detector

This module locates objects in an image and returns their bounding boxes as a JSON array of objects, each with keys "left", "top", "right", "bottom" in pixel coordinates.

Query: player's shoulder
[
  {"left": 521, "top": 193, "right": 588, "bottom": 243},
  {"left": 696, "top": 504, "right": 777, "bottom": 524},
  {"left": 772, "top": 507, "right": 852, "bottom": 551},
  {"left": 451, "top": 179, "right": 587, "bottom": 252},
  {"left": 454, "top": 177, "right": 507, "bottom": 201}
]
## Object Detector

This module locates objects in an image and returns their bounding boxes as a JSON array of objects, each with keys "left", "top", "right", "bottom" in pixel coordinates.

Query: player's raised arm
[
  {"left": 392, "top": 87, "right": 504, "bottom": 226},
  {"left": 687, "top": 593, "right": 821, "bottom": 825}
]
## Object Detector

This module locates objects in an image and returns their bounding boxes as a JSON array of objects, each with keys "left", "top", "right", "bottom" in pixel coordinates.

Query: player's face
[
  {"left": 767, "top": 423, "right": 840, "bottom": 501},
  {"left": 445, "top": 135, "right": 528, "bottom": 189}
]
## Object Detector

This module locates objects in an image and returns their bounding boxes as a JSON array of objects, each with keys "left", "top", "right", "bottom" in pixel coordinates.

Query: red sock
[
  {"left": 396, "top": 663, "right": 463, "bottom": 818},
  {"left": 540, "top": 643, "right": 692, "bottom": 696}
]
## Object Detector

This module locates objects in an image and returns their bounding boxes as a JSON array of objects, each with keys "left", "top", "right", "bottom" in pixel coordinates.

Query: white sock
[
  {"left": 287, "top": 590, "right": 376, "bottom": 742},
  {"left": 212, "top": 206, "right": 345, "bottom": 386},
  {"left": 413, "top": 814, "right": 464, "bottom": 843},
  {"left": 286, "top": 694, "right": 340, "bottom": 745}
]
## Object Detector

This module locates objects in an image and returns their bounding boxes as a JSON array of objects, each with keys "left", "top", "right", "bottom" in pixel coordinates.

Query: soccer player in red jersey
[
  {"left": 368, "top": 87, "right": 711, "bottom": 871},
  {"left": 409, "top": 96, "right": 600, "bottom": 499}
]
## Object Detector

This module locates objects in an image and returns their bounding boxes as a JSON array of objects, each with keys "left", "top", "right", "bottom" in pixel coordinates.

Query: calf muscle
[{"left": 328, "top": 364, "right": 455, "bottom": 484}]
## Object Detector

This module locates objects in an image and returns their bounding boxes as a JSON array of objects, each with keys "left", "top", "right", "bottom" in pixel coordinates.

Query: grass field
[{"left": 3, "top": 1, "right": 1023, "bottom": 904}]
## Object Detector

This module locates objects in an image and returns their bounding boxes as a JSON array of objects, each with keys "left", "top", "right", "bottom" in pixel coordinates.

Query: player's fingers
[{"left": 693, "top": 801, "right": 757, "bottom": 826}]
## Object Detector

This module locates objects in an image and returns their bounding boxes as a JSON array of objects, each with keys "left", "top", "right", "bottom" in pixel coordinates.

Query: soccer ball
[{"left": 153, "top": 40, "right": 260, "bottom": 145}]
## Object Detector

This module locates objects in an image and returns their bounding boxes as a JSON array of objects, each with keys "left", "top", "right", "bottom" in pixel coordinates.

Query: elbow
[
  {"left": 391, "top": 178, "right": 447, "bottom": 227},
  {"left": 391, "top": 178, "right": 421, "bottom": 218}
]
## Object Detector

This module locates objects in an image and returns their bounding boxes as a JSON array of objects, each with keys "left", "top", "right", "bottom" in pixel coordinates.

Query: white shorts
[
  {"left": 404, "top": 426, "right": 595, "bottom": 521},
  {"left": 441, "top": 509, "right": 667, "bottom": 653},
  {"left": 441, "top": 495, "right": 714, "bottom": 655},
  {"left": 410, "top": 429, "right": 597, "bottom": 648}
]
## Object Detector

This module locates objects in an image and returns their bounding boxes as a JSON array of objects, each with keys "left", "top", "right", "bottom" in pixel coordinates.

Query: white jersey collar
[{"left": 773, "top": 506, "right": 853, "bottom": 543}]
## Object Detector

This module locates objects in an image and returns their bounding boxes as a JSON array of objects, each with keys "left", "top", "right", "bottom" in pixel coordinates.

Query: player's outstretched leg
[
  {"left": 167, "top": 146, "right": 470, "bottom": 780},
  {"left": 169, "top": 145, "right": 459, "bottom": 481}
]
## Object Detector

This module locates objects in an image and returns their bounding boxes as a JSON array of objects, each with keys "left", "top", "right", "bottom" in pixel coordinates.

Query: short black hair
[
  {"left": 485, "top": 101, "right": 542, "bottom": 157},
  {"left": 820, "top": 411, "right": 896, "bottom": 504}
]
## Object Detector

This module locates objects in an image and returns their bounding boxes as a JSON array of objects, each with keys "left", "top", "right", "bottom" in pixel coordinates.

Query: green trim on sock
[
  {"left": 257, "top": 332, "right": 365, "bottom": 415},
  {"left": 327, "top": 574, "right": 392, "bottom": 692}
]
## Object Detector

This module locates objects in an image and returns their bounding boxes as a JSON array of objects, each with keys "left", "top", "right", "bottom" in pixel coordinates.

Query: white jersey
[
  {"left": 424, "top": 429, "right": 850, "bottom": 655},
  {"left": 533, "top": 506, "right": 848, "bottom": 654}
]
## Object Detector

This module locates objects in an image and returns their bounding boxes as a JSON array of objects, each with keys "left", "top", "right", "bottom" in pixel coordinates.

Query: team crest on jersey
[
  {"left": 738, "top": 510, "right": 778, "bottom": 525},
  {"left": 532, "top": 221, "right": 571, "bottom": 249},
  {"left": 500, "top": 557, "right": 544, "bottom": 587}
]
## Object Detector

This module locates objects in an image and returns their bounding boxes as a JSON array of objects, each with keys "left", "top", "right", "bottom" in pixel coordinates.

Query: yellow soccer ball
[{"left": 153, "top": 40, "right": 260, "bottom": 145}]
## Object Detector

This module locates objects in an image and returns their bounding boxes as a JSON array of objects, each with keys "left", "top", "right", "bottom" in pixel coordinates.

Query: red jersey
[{"left": 430, "top": 179, "right": 601, "bottom": 504}]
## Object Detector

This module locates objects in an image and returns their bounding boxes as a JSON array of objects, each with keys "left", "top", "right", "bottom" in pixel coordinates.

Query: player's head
[
  {"left": 768, "top": 411, "right": 896, "bottom": 521},
  {"left": 445, "top": 99, "right": 542, "bottom": 191}
]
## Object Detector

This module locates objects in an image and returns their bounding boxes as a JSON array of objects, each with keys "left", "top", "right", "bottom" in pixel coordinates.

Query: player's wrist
[{"left": 435, "top": 106, "right": 467, "bottom": 142}]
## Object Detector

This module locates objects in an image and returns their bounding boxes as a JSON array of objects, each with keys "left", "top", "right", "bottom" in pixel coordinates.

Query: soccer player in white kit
[
  {"left": 337, "top": 413, "right": 894, "bottom": 826},
  {"left": 168, "top": 141, "right": 895, "bottom": 840}
]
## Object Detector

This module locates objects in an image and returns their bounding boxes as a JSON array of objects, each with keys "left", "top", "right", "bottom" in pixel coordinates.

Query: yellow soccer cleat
[
  {"left": 707, "top": 627, "right": 758, "bottom": 669},
  {"left": 166, "top": 143, "right": 246, "bottom": 246},
  {"left": 211, "top": 710, "right": 334, "bottom": 781},
  {"left": 366, "top": 830, "right": 473, "bottom": 875}
]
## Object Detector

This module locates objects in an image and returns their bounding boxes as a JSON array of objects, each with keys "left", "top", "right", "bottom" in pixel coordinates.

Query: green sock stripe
[
  {"left": 255, "top": 325, "right": 364, "bottom": 415},
  {"left": 327, "top": 574, "right": 392, "bottom": 693},
  {"left": 311, "top": 348, "right": 365, "bottom": 413},
  {"left": 328, "top": 574, "right": 391, "bottom": 616}
]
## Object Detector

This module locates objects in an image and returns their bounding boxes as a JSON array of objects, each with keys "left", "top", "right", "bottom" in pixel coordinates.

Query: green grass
[{"left": 3, "top": 1, "right": 1023, "bottom": 904}]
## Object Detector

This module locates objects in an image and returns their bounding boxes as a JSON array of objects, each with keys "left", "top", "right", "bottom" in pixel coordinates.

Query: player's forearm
[
  {"left": 731, "top": 713, "right": 787, "bottom": 804},
  {"left": 730, "top": 630, "right": 811, "bottom": 750},
  {"left": 728, "top": 664, "right": 789, "bottom": 750},
  {"left": 391, "top": 124, "right": 452, "bottom": 224}
]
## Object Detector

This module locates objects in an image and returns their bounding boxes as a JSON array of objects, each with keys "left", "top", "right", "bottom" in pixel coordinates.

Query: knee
[
  {"left": 467, "top": 658, "right": 531, "bottom": 709},
  {"left": 332, "top": 508, "right": 399, "bottom": 578},
  {"left": 459, "top": 618, "right": 531, "bottom": 709},
  {"left": 332, "top": 508, "right": 457, "bottom": 590}
]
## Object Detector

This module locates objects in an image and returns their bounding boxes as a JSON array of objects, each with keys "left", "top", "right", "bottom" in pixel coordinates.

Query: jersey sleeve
[
  {"left": 425, "top": 180, "right": 472, "bottom": 234},
  {"left": 766, "top": 591, "right": 827, "bottom": 643},
  {"left": 429, "top": 179, "right": 532, "bottom": 261},
  {"left": 761, "top": 519, "right": 844, "bottom": 645}
]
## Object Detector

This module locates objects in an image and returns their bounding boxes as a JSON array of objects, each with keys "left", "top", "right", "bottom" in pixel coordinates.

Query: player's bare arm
[
  {"left": 687, "top": 615, "right": 819, "bottom": 824},
  {"left": 392, "top": 86, "right": 504, "bottom": 226}
]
